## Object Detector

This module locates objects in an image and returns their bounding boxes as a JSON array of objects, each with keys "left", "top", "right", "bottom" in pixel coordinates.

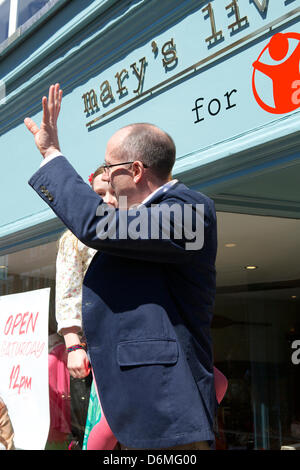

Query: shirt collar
[{"left": 141, "top": 179, "right": 178, "bottom": 205}]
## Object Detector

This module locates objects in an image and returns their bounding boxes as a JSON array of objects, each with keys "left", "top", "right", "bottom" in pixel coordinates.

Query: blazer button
[{"left": 43, "top": 189, "right": 53, "bottom": 201}]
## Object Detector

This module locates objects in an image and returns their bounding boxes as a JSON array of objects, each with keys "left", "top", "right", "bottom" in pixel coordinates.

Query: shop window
[
  {"left": 17, "top": 0, "right": 49, "bottom": 28},
  {"left": 0, "top": 235, "right": 92, "bottom": 450},
  {"left": 1, "top": 211, "right": 299, "bottom": 450},
  {"left": 214, "top": 212, "right": 300, "bottom": 450},
  {"left": 0, "top": 0, "right": 10, "bottom": 43},
  {"left": 0, "top": 0, "right": 65, "bottom": 47}
]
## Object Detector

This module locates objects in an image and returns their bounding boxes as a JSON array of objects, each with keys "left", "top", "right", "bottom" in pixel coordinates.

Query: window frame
[{"left": 0, "top": 0, "right": 70, "bottom": 57}]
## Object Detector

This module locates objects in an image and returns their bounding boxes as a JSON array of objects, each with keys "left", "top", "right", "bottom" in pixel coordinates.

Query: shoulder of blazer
[{"left": 158, "top": 181, "right": 213, "bottom": 206}]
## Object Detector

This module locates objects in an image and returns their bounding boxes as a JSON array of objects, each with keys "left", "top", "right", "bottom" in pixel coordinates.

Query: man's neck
[
  {"left": 118, "top": 178, "right": 171, "bottom": 209},
  {"left": 132, "top": 179, "right": 176, "bottom": 208}
]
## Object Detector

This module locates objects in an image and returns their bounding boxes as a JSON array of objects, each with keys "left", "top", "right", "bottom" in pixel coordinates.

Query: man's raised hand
[{"left": 24, "top": 83, "right": 63, "bottom": 158}]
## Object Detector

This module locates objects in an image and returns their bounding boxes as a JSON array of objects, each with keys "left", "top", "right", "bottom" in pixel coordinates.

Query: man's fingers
[
  {"left": 25, "top": 94, "right": 50, "bottom": 132},
  {"left": 55, "top": 83, "right": 59, "bottom": 103},
  {"left": 48, "top": 84, "right": 54, "bottom": 108},
  {"left": 42, "top": 95, "right": 50, "bottom": 124},
  {"left": 54, "top": 84, "right": 62, "bottom": 121},
  {"left": 24, "top": 117, "right": 40, "bottom": 135},
  {"left": 47, "top": 85, "right": 54, "bottom": 123},
  {"left": 47, "top": 83, "right": 62, "bottom": 122},
  {"left": 24, "top": 84, "right": 63, "bottom": 157},
  {"left": 56, "top": 88, "right": 63, "bottom": 120}
]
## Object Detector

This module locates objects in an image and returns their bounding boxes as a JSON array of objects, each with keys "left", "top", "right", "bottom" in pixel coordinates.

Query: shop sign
[
  {"left": 252, "top": 32, "right": 300, "bottom": 114},
  {"left": 0, "top": 288, "right": 50, "bottom": 450},
  {"left": 81, "top": 0, "right": 300, "bottom": 129}
]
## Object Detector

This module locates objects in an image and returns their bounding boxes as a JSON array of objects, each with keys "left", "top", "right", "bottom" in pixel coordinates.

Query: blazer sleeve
[{"left": 29, "top": 156, "right": 209, "bottom": 263}]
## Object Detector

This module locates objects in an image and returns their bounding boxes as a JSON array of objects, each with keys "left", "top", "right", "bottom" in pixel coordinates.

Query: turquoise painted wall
[{"left": 1, "top": 0, "right": 300, "bottom": 241}]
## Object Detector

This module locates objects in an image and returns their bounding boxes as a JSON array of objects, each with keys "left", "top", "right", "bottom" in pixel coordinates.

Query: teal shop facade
[{"left": 1, "top": 0, "right": 300, "bottom": 450}]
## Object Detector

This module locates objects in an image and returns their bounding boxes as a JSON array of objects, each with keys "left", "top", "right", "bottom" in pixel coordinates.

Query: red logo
[{"left": 252, "top": 32, "right": 300, "bottom": 114}]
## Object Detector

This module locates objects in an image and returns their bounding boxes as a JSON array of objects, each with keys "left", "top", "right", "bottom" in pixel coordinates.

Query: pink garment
[
  {"left": 213, "top": 366, "right": 228, "bottom": 404},
  {"left": 87, "top": 371, "right": 117, "bottom": 450},
  {"left": 87, "top": 414, "right": 118, "bottom": 450},
  {"left": 87, "top": 367, "right": 227, "bottom": 450},
  {"left": 48, "top": 343, "right": 71, "bottom": 441}
]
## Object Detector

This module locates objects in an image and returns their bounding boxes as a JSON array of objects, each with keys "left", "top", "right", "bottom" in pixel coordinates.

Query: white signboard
[{"left": 0, "top": 288, "right": 50, "bottom": 450}]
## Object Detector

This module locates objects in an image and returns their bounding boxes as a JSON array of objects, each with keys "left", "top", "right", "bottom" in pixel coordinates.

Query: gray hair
[{"left": 120, "top": 123, "right": 176, "bottom": 180}]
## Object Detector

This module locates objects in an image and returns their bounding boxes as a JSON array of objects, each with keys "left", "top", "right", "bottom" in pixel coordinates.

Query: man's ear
[{"left": 133, "top": 161, "right": 145, "bottom": 184}]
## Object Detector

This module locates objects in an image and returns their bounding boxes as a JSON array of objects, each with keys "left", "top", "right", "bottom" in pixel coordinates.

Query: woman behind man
[{"left": 55, "top": 166, "right": 118, "bottom": 450}]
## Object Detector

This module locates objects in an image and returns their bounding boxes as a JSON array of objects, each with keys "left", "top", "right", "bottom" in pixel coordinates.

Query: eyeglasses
[{"left": 102, "top": 161, "right": 148, "bottom": 173}]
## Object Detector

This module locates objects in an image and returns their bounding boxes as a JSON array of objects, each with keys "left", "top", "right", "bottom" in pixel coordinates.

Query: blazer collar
[
  {"left": 141, "top": 179, "right": 183, "bottom": 206},
  {"left": 141, "top": 179, "right": 179, "bottom": 206}
]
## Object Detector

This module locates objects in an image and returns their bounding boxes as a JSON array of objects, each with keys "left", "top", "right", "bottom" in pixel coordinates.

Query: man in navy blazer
[{"left": 25, "top": 84, "right": 218, "bottom": 450}]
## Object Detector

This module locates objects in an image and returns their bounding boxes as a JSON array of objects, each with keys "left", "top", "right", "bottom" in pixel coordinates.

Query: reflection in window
[
  {"left": 0, "top": 238, "right": 92, "bottom": 449},
  {"left": 0, "top": 0, "right": 50, "bottom": 45},
  {"left": 0, "top": 0, "right": 10, "bottom": 43},
  {"left": 214, "top": 212, "right": 300, "bottom": 449},
  {"left": 17, "top": 0, "right": 49, "bottom": 28}
]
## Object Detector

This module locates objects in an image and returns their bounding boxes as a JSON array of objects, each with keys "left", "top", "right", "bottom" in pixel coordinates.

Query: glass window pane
[
  {"left": 0, "top": 236, "right": 92, "bottom": 450},
  {"left": 17, "top": 0, "right": 49, "bottom": 28},
  {"left": 214, "top": 211, "right": 300, "bottom": 450},
  {"left": 0, "top": 0, "right": 10, "bottom": 43}
]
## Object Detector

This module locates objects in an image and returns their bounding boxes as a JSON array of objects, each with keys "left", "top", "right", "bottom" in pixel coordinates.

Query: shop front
[{"left": 0, "top": 0, "right": 300, "bottom": 449}]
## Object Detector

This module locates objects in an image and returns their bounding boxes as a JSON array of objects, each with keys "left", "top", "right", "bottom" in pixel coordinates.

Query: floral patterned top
[
  {"left": 55, "top": 230, "right": 96, "bottom": 335},
  {"left": 0, "top": 397, "right": 15, "bottom": 450}
]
